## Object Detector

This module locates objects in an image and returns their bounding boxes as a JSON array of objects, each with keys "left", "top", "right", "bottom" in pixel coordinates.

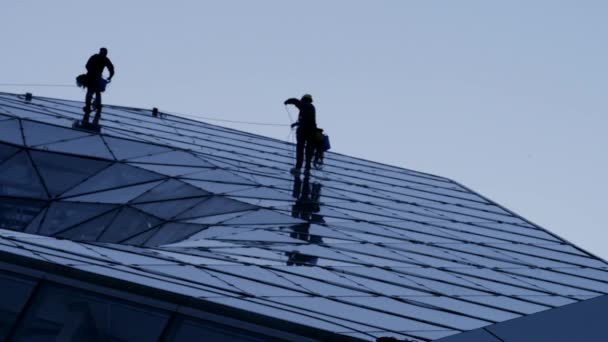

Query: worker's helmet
[
  {"left": 301, "top": 94, "right": 313, "bottom": 103},
  {"left": 99, "top": 47, "right": 108, "bottom": 56}
]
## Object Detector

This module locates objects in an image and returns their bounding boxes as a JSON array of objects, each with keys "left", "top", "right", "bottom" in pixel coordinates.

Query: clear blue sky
[{"left": 2, "top": 1, "right": 607, "bottom": 259}]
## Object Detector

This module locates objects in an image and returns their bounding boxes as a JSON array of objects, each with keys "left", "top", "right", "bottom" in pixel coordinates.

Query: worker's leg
[
  {"left": 304, "top": 136, "right": 315, "bottom": 171},
  {"left": 295, "top": 132, "right": 305, "bottom": 170},
  {"left": 83, "top": 88, "right": 93, "bottom": 123},
  {"left": 92, "top": 91, "right": 102, "bottom": 126}
]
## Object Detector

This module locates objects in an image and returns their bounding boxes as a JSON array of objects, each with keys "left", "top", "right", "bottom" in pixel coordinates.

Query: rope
[
  {"left": 0, "top": 82, "right": 293, "bottom": 128},
  {"left": 164, "top": 110, "right": 290, "bottom": 127}
]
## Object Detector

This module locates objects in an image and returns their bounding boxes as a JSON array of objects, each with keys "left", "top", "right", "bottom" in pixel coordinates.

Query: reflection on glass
[
  {"left": 286, "top": 174, "right": 324, "bottom": 266},
  {"left": 0, "top": 272, "right": 37, "bottom": 341},
  {"left": 12, "top": 283, "right": 169, "bottom": 342},
  {"left": 0, "top": 197, "right": 47, "bottom": 232}
]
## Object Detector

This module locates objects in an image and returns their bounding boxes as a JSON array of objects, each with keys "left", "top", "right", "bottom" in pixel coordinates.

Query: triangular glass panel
[
  {"left": 0, "top": 119, "right": 23, "bottom": 145},
  {"left": 133, "top": 197, "right": 204, "bottom": 220},
  {"left": 56, "top": 209, "right": 120, "bottom": 241},
  {"left": 0, "top": 151, "right": 48, "bottom": 199},
  {"left": 39, "top": 201, "right": 117, "bottom": 236},
  {"left": 97, "top": 207, "right": 162, "bottom": 243},
  {"left": 226, "top": 186, "right": 294, "bottom": 201},
  {"left": 222, "top": 208, "right": 304, "bottom": 225},
  {"left": 121, "top": 227, "right": 161, "bottom": 246},
  {"left": 40, "top": 135, "right": 114, "bottom": 160},
  {"left": 61, "top": 163, "right": 165, "bottom": 197},
  {"left": 103, "top": 136, "right": 173, "bottom": 160},
  {"left": 184, "top": 168, "right": 255, "bottom": 184},
  {"left": 129, "top": 150, "right": 213, "bottom": 167},
  {"left": 219, "top": 229, "right": 304, "bottom": 244},
  {"left": 184, "top": 211, "right": 249, "bottom": 225},
  {"left": 129, "top": 163, "right": 208, "bottom": 177},
  {"left": 0, "top": 197, "right": 47, "bottom": 232},
  {"left": 175, "top": 196, "right": 257, "bottom": 220},
  {"left": 30, "top": 150, "right": 111, "bottom": 197},
  {"left": 132, "top": 179, "right": 209, "bottom": 203},
  {"left": 0, "top": 144, "right": 20, "bottom": 164},
  {"left": 183, "top": 179, "right": 252, "bottom": 194},
  {"left": 67, "top": 181, "right": 163, "bottom": 204},
  {"left": 22, "top": 120, "right": 91, "bottom": 147},
  {"left": 24, "top": 207, "right": 48, "bottom": 234},
  {"left": 144, "top": 223, "right": 206, "bottom": 246}
]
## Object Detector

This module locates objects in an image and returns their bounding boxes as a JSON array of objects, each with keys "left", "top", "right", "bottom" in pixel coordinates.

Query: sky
[{"left": 2, "top": 1, "right": 607, "bottom": 260}]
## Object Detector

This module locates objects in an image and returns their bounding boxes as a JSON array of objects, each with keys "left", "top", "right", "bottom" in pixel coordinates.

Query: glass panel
[
  {"left": 12, "top": 283, "right": 169, "bottom": 342},
  {"left": 56, "top": 210, "right": 120, "bottom": 241},
  {"left": 0, "top": 151, "right": 48, "bottom": 199},
  {"left": 129, "top": 163, "right": 206, "bottom": 177},
  {"left": 0, "top": 143, "right": 20, "bottom": 164},
  {"left": 222, "top": 209, "right": 304, "bottom": 225},
  {"left": 165, "top": 316, "right": 279, "bottom": 342},
  {"left": 61, "top": 163, "right": 164, "bottom": 198},
  {"left": 175, "top": 196, "right": 256, "bottom": 220},
  {"left": 22, "top": 120, "right": 91, "bottom": 147},
  {"left": 184, "top": 211, "right": 250, "bottom": 225},
  {"left": 0, "top": 271, "right": 37, "bottom": 341},
  {"left": 487, "top": 294, "right": 608, "bottom": 342},
  {"left": 103, "top": 136, "right": 173, "bottom": 160},
  {"left": 39, "top": 201, "right": 117, "bottom": 236},
  {"left": 184, "top": 168, "right": 256, "bottom": 184},
  {"left": 410, "top": 296, "right": 519, "bottom": 322},
  {"left": 183, "top": 179, "right": 253, "bottom": 194},
  {"left": 0, "top": 197, "right": 47, "bottom": 232},
  {"left": 24, "top": 207, "right": 47, "bottom": 233},
  {"left": 129, "top": 150, "right": 213, "bottom": 167},
  {"left": 97, "top": 207, "right": 162, "bottom": 243},
  {"left": 134, "top": 197, "right": 204, "bottom": 220},
  {"left": 30, "top": 150, "right": 111, "bottom": 197},
  {"left": 345, "top": 296, "right": 490, "bottom": 331},
  {"left": 272, "top": 296, "right": 445, "bottom": 332},
  {"left": 67, "top": 181, "right": 163, "bottom": 204},
  {"left": 429, "top": 329, "right": 500, "bottom": 342},
  {"left": 39, "top": 135, "right": 114, "bottom": 160},
  {"left": 0, "top": 119, "right": 23, "bottom": 145},
  {"left": 121, "top": 227, "right": 160, "bottom": 246},
  {"left": 144, "top": 223, "right": 205, "bottom": 246},
  {"left": 132, "top": 178, "right": 209, "bottom": 203}
]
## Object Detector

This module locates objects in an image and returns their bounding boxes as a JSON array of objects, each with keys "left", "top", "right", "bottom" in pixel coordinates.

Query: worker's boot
[
  {"left": 82, "top": 106, "right": 91, "bottom": 124},
  {"left": 91, "top": 107, "right": 102, "bottom": 127}
]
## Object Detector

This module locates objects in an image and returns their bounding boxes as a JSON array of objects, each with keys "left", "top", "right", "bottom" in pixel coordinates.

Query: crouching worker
[
  {"left": 285, "top": 94, "right": 317, "bottom": 175},
  {"left": 76, "top": 47, "right": 114, "bottom": 128}
]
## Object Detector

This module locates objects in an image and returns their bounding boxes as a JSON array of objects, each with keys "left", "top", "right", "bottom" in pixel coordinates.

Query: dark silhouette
[
  {"left": 287, "top": 173, "right": 324, "bottom": 266},
  {"left": 81, "top": 48, "right": 114, "bottom": 127},
  {"left": 285, "top": 94, "right": 317, "bottom": 175},
  {"left": 312, "top": 128, "right": 325, "bottom": 169}
]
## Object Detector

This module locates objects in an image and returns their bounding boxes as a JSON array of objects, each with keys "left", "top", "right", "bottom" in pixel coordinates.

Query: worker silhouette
[
  {"left": 285, "top": 94, "right": 316, "bottom": 175},
  {"left": 286, "top": 173, "right": 324, "bottom": 266},
  {"left": 81, "top": 47, "right": 114, "bottom": 127}
]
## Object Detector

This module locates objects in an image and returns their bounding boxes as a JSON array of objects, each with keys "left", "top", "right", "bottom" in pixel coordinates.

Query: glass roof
[{"left": 0, "top": 91, "right": 607, "bottom": 342}]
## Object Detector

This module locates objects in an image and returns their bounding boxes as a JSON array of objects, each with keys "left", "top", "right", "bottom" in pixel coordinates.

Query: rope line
[
  {"left": 164, "top": 110, "right": 290, "bottom": 127},
  {"left": 0, "top": 83, "right": 292, "bottom": 127}
]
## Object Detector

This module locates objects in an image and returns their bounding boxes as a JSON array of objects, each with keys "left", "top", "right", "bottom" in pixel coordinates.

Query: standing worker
[
  {"left": 82, "top": 47, "right": 114, "bottom": 127},
  {"left": 285, "top": 94, "right": 317, "bottom": 175}
]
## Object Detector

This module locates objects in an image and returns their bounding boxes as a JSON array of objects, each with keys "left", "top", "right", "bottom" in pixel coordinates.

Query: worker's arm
[
  {"left": 106, "top": 59, "right": 115, "bottom": 80},
  {"left": 285, "top": 98, "right": 301, "bottom": 128},
  {"left": 284, "top": 98, "right": 301, "bottom": 108},
  {"left": 85, "top": 56, "right": 94, "bottom": 73}
]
